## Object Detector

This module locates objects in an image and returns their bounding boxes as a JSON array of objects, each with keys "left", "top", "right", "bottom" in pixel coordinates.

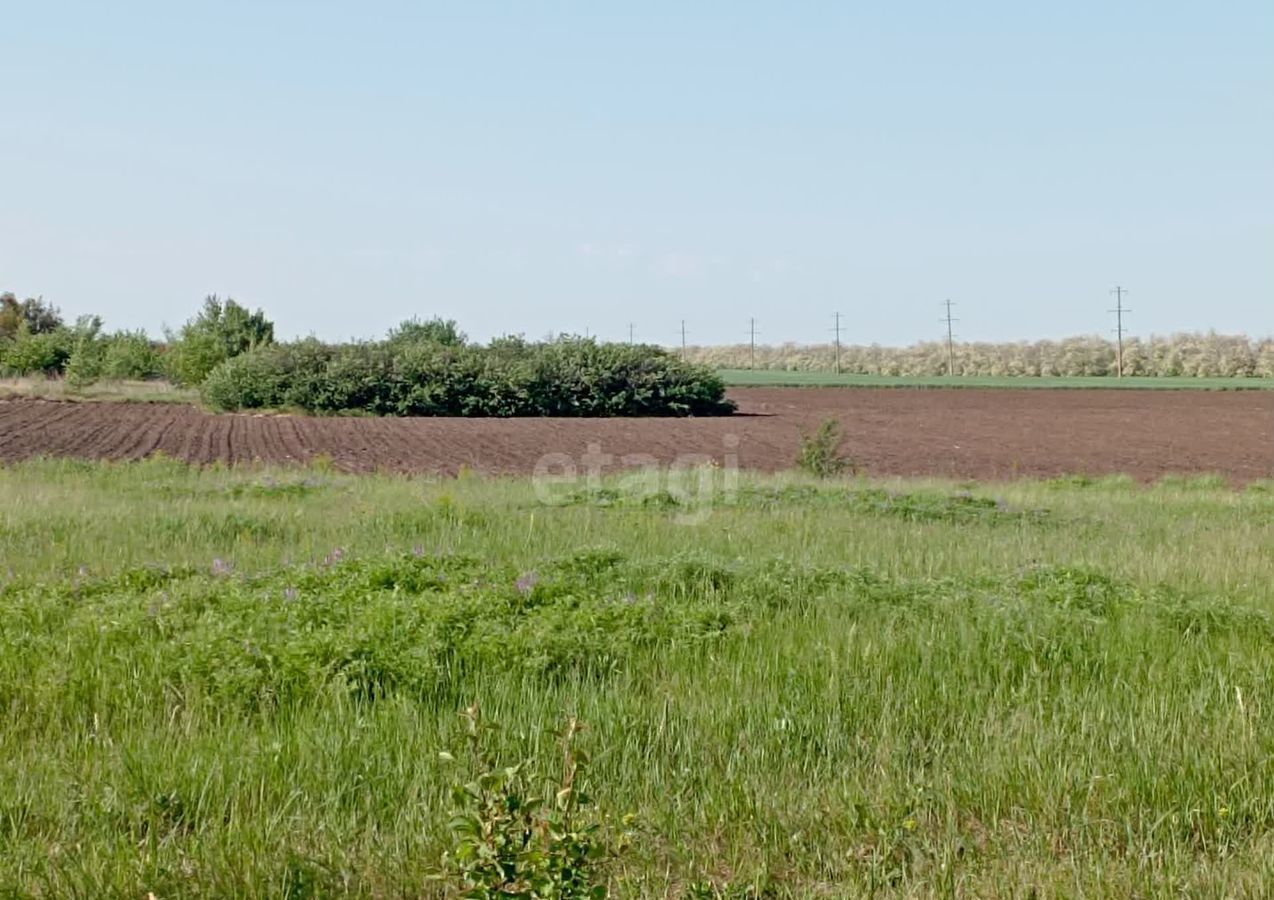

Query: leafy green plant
[
  {"left": 0, "top": 293, "right": 62, "bottom": 340},
  {"left": 796, "top": 418, "right": 855, "bottom": 478},
  {"left": 64, "top": 316, "right": 106, "bottom": 387},
  {"left": 438, "top": 705, "right": 612, "bottom": 899},
  {"left": 101, "top": 330, "right": 163, "bottom": 380},
  {"left": 164, "top": 295, "right": 275, "bottom": 385},
  {"left": 0, "top": 327, "right": 73, "bottom": 376},
  {"left": 387, "top": 316, "right": 467, "bottom": 347},
  {"left": 200, "top": 334, "right": 735, "bottom": 417}
]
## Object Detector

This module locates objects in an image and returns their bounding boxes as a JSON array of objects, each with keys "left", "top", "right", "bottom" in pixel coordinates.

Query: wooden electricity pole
[
  {"left": 748, "top": 317, "right": 758, "bottom": 370},
  {"left": 942, "top": 299, "right": 958, "bottom": 377},
  {"left": 832, "top": 312, "right": 843, "bottom": 375},
  {"left": 628, "top": 322, "right": 635, "bottom": 346},
  {"left": 680, "top": 320, "right": 687, "bottom": 359},
  {"left": 1109, "top": 286, "right": 1130, "bottom": 378}
]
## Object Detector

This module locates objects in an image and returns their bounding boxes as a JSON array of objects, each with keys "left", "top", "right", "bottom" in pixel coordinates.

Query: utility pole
[
  {"left": 831, "top": 312, "right": 843, "bottom": 375},
  {"left": 628, "top": 322, "right": 635, "bottom": 346},
  {"left": 941, "top": 299, "right": 958, "bottom": 377},
  {"left": 1109, "top": 286, "right": 1130, "bottom": 378},
  {"left": 748, "top": 317, "right": 758, "bottom": 370},
  {"left": 680, "top": 320, "right": 687, "bottom": 360}
]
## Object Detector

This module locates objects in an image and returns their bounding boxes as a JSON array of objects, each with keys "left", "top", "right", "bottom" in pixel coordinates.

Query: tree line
[
  {"left": 0, "top": 293, "right": 734, "bottom": 417},
  {"left": 685, "top": 334, "right": 1274, "bottom": 378}
]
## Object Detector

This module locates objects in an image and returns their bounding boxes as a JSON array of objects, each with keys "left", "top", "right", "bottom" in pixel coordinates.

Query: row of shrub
[
  {"left": 2, "top": 291, "right": 733, "bottom": 416},
  {"left": 686, "top": 333, "right": 1274, "bottom": 378},
  {"left": 0, "top": 314, "right": 165, "bottom": 385},
  {"left": 201, "top": 336, "right": 735, "bottom": 416},
  {"left": 0, "top": 293, "right": 270, "bottom": 386}
]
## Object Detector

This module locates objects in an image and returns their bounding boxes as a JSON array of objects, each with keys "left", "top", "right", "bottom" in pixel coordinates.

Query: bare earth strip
[{"left": 0, "top": 388, "right": 1272, "bottom": 482}]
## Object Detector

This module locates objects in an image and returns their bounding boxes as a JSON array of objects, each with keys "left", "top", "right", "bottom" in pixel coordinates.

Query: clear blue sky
[{"left": 3, "top": 2, "right": 1271, "bottom": 345}]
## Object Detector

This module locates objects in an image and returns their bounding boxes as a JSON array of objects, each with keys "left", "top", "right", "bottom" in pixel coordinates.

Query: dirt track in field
[{"left": 0, "top": 388, "right": 1272, "bottom": 482}]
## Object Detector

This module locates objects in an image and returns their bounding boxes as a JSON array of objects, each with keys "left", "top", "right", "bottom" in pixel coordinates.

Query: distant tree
[
  {"left": 386, "top": 317, "right": 466, "bottom": 347},
  {"left": 217, "top": 298, "right": 274, "bottom": 355},
  {"left": 164, "top": 295, "right": 275, "bottom": 385},
  {"left": 0, "top": 293, "right": 63, "bottom": 339},
  {"left": 0, "top": 294, "right": 17, "bottom": 339},
  {"left": 64, "top": 316, "right": 106, "bottom": 387}
]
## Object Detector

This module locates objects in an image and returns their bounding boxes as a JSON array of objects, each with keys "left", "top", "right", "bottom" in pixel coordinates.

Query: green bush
[
  {"left": 386, "top": 316, "right": 466, "bottom": 348},
  {"left": 202, "top": 335, "right": 736, "bottom": 417},
  {"left": 63, "top": 317, "right": 106, "bottom": 387},
  {"left": 165, "top": 296, "right": 274, "bottom": 386},
  {"left": 164, "top": 330, "right": 232, "bottom": 386},
  {"left": 62, "top": 323, "right": 165, "bottom": 387},
  {"left": 0, "top": 328, "right": 73, "bottom": 376},
  {"left": 797, "top": 419, "right": 855, "bottom": 478},
  {"left": 101, "top": 331, "right": 164, "bottom": 380},
  {"left": 437, "top": 707, "right": 614, "bottom": 898},
  {"left": 0, "top": 293, "right": 62, "bottom": 340}
]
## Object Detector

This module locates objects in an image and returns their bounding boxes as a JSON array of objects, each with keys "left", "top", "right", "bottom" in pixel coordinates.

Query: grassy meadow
[
  {"left": 2, "top": 459, "right": 1274, "bottom": 897},
  {"left": 0, "top": 377, "right": 199, "bottom": 404}
]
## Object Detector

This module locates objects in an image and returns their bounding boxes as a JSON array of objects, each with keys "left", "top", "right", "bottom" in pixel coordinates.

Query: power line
[
  {"left": 1109, "top": 286, "right": 1131, "bottom": 378},
  {"left": 941, "top": 299, "right": 959, "bottom": 377}
]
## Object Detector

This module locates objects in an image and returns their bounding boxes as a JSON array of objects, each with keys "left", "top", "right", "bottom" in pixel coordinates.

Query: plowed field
[{"left": 1, "top": 388, "right": 1271, "bottom": 482}]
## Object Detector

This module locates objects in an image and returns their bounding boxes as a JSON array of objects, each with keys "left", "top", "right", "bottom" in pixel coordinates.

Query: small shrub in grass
[
  {"left": 796, "top": 418, "right": 856, "bottom": 478},
  {"left": 437, "top": 705, "right": 616, "bottom": 899}
]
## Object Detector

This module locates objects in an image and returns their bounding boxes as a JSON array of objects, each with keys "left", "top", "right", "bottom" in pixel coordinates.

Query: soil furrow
[{"left": 0, "top": 389, "right": 1270, "bottom": 483}]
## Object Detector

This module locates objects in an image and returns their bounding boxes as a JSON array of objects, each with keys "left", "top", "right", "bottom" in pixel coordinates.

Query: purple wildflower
[
  {"left": 211, "top": 558, "right": 234, "bottom": 577},
  {"left": 515, "top": 572, "right": 539, "bottom": 596}
]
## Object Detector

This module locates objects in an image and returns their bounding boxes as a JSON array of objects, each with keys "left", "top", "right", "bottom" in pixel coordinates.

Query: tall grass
[
  {"left": 1, "top": 459, "right": 1273, "bottom": 896},
  {"left": 0, "top": 377, "right": 198, "bottom": 404}
]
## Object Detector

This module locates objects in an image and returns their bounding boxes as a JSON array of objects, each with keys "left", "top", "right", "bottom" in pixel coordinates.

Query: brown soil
[{"left": 1, "top": 388, "right": 1271, "bottom": 483}]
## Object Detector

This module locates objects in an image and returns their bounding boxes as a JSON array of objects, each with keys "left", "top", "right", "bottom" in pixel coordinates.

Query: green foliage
[
  {"left": 0, "top": 327, "right": 73, "bottom": 376},
  {"left": 163, "top": 329, "right": 228, "bottom": 387},
  {"left": 63, "top": 316, "right": 106, "bottom": 387},
  {"left": 100, "top": 330, "right": 164, "bottom": 380},
  {"left": 387, "top": 316, "right": 467, "bottom": 347},
  {"left": 165, "top": 295, "right": 275, "bottom": 385},
  {"left": 796, "top": 418, "right": 855, "bottom": 477},
  {"left": 63, "top": 322, "right": 165, "bottom": 387},
  {"left": 201, "top": 335, "right": 735, "bottom": 417},
  {"left": 0, "top": 292, "right": 160, "bottom": 384},
  {"left": 2, "top": 462, "right": 1274, "bottom": 894},
  {"left": 438, "top": 707, "right": 612, "bottom": 899},
  {"left": 0, "top": 292, "right": 63, "bottom": 340}
]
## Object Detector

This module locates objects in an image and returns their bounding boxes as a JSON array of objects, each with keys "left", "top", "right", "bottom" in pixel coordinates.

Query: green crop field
[
  {"left": 718, "top": 369, "right": 1274, "bottom": 390},
  {"left": 2, "top": 459, "right": 1274, "bottom": 897}
]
